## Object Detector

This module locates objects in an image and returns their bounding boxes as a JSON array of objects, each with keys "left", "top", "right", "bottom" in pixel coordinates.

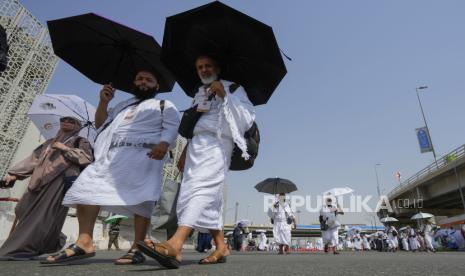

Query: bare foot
[{"left": 114, "top": 247, "right": 136, "bottom": 264}]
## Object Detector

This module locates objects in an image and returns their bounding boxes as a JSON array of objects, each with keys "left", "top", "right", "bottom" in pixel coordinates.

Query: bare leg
[
  {"left": 211, "top": 230, "right": 230, "bottom": 254},
  {"left": 133, "top": 214, "right": 150, "bottom": 250},
  {"left": 116, "top": 214, "right": 150, "bottom": 264},
  {"left": 197, "top": 230, "right": 230, "bottom": 263},
  {"left": 108, "top": 235, "right": 114, "bottom": 250},
  {"left": 46, "top": 205, "right": 100, "bottom": 261},
  {"left": 115, "top": 236, "right": 119, "bottom": 250}
]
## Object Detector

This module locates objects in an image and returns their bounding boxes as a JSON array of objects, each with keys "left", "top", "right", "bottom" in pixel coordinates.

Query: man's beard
[
  {"left": 133, "top": 85, "right": 158, "bottom": 100},
  {"left": 200, "top": 73, "right": 218, "bottom": 85}
]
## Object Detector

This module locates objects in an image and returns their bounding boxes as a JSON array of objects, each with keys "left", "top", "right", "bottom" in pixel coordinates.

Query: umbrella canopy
[
  {"left": 254, "top": 177, "right": 297, "bottom": 195},
  {"left": 235, "top": 219, "right": 252, "bottom": 226},
  {"left": 161, "top": 1, "right": 287, "bottom": 105},
  {"left": 380, "top": 217, "right": 399, "bottom": 223},
  {"left": 104, "top": 214, "right": 128, "bottom": 224},
  {"left": 323, "top": 187, "right": 354, "bottom": 197},
  {"left": 411, "top": 212, "right": 434, "bottom": 220},
  {"left": 28, "top": 94, "right": 97, "bottom": 142},
  {"left": 47, "top": 13, "right": 175, "bottom": 94}
]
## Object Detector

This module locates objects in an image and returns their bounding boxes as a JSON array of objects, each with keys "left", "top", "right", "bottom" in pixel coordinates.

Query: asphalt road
[{"left": 1, "top": 250, "right": 464, "bottom": 276}]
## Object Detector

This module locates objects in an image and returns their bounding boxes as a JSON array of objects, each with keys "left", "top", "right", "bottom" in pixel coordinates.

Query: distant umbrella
[
  {"left": 235, "top": 219, "right": 252, "bottom": 226},
  {"left": 255, "top": 177, "right": 297, "bottom": 195},
  {"left": 104, "top": 214, "right": 128, "bottom": 224},
  {"left": 410, "top": 212, "right": 434, "bottom": 220},
  {"left": 380, "top": 217, "right": 399, "bottom": 223},
  {"left": 323, "top": 187, "right": 354, "bottom": 197}
]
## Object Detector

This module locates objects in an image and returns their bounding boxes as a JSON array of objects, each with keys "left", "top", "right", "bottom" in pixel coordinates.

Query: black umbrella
[
  {"left": 254, "top": 177, "right": 297, "bottom": 195},
  {"left": 47, "top": 13, "right": 175, "bottom": 94},
  {"left": 161, "top": 1, "right": 287, "bottom": 105}
]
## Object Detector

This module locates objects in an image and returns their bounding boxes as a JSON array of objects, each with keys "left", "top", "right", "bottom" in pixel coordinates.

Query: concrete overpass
[{"left": 384, "top": 144, "right": 465, "bottom": 225}]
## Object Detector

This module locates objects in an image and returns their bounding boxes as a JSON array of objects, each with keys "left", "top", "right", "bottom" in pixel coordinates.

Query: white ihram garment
[
  {"left": 268, "top": 202, "right": 294, "bottom": 246},
  {"left": 408, "top": 229, "right": 420, "bottom": 251},
  {"left": 423, "top": 224, "right": 435, "bottom": 250},
  {"left": 177, "top": 80, "right": 255, "bottom": 230},
  {"left": 401, "top": 233, "right": 410, "bottom": 251},
  {"left": 258, "top": 233, "right": 267, "bottom": 250},
  {"left": 63, "top": 98, "right": 179, "bottom": 218},
  {"left": 362, "top": 236, "right": 371, "bottom": 250},
  {"left": 320, "top": 205, "right": 340, "bottom": 247},
  {"left": 353, "top": 234, "right": 363, "bottom": 250},
  {"left": 387, "top": 226, "right": 399, "bottom": 249}
]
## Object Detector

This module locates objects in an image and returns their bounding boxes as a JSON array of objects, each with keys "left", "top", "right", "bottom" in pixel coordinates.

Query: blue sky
[{"left": 20, "top": 0, "right": 465, "bottom": 225}]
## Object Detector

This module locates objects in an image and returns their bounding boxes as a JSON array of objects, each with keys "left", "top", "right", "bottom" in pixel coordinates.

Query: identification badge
[
  {"left": 123, "top": 106, "right": 137, "bottom": 120},
  {"left": 197, "top": 98, "right": 212, "bottom": 112},
  {"left": 194, "top": 88, "right": 213, "bottom": 112}
]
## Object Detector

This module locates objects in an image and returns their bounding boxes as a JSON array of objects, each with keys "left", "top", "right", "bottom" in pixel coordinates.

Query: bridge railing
[{"left": 388, "top": 144, "right": 465, "bottom": 199}]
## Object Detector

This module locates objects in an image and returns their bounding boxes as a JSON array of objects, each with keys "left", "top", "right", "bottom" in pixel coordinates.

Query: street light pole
[
  {"left": 374, "top": 163, "right": 382, "bottom": 198},
  {"left": 296, "top": 210, "right": 302, "bottom": 224},
  {"left": 375, "top": 163, "right": 386, "bottom": 218},
  {"left": 415, "top": 86, "right": 438, "bottom": 165}
]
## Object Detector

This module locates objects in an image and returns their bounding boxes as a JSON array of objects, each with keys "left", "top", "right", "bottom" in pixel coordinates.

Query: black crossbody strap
[
  {"left": 94, "top": 99, "right": 144, "bottom": 141},
  {"left": 73, "top": 137, "right": 82, "bottom": 148},
  {"left": 160, "top": 100, "right": 165, "bottom": 113}
]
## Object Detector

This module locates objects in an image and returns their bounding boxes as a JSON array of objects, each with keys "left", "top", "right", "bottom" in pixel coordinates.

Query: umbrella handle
[{"left": 280, "top": 48, "right": 292, "bottom": 61}]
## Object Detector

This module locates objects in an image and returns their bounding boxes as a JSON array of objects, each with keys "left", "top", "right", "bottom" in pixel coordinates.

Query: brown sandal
[
  {"left": 137, "top": 240, "right": 180, "bottom": 269},
  {"left": 198, "top": 250, "right": 227, "bottom": 265}
]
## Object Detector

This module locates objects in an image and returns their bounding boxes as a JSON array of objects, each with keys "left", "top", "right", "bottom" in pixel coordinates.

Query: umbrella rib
[
  {"left": 111, "top": 49, "right": 128, "bottom": 83},
  {"left": 83, "top": 99, "right": 91, "bottom": 122}
]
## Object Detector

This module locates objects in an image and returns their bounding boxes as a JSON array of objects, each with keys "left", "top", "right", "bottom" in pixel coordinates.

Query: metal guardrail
[{"left": 388, "top": 144, "right": 465, "bottom": 199}]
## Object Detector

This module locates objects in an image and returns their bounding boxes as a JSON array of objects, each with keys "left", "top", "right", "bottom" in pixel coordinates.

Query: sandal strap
[
  {"left": 118, "top": 250, "right": 145, "bottom": 263},
  {"left": 51, "top": 244, "right": 85, "bottom": 261},
  {"left": 202, "top": 250, "right": 224, "bottom": 263},
  {"left": 67, "top": 244, "right": 86, "bottom": 255}
]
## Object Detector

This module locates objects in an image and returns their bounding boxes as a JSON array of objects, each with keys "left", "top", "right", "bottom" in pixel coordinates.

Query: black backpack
[
  {"left": 0, "top": 24, "right": 8, "bottom": 72},
  {"left": 228, "top": 83, "right": 260, "bottom": 171},
  {"left": 229, "top": 121, "right": 260, "bottom": 171}
]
